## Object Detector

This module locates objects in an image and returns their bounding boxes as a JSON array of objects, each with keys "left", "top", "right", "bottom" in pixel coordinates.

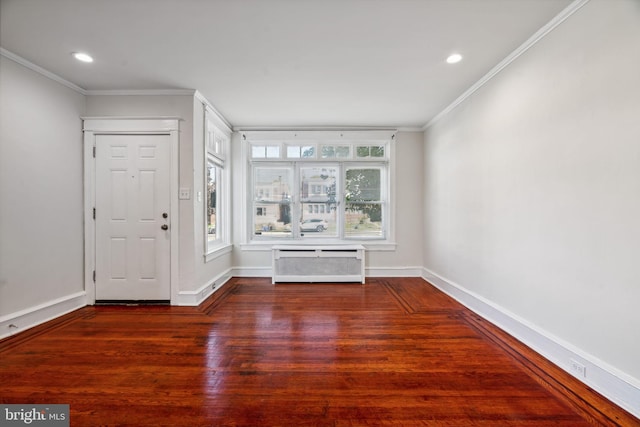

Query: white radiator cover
[{"left": 272, "top": 245, "right": 365, "bottom": 284}]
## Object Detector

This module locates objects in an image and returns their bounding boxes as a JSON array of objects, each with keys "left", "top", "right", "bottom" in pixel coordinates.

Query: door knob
[
  {"left": 162, "top": 213, "right": 168, "bottom": 218},
  {"left": 161, "top": 224, "right": 169, "bottom": 230}
]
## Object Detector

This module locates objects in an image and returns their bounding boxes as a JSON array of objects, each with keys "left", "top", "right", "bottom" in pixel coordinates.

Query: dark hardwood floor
[{"left": 1, "top": 277, "right": 637, "bottom": 426}]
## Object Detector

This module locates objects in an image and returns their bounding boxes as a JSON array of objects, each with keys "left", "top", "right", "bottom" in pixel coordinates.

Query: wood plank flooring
[{"left": 1, "top": 277, "right": 637, "bottom": 426}]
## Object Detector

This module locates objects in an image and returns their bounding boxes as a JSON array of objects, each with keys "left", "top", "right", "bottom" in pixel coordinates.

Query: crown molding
[
  {"left": 239, "top": 129, "right": 398, "bottom": 143},
  {"left": 233, "top": 125, "right": 399, "bottom": 132},
  {"left": 233, "top": 125, "right": 422, "bottom": 135},
  {"left": 396, "top": 127, "right": 425, "bottom": 133},
  {"left": 0, "top": 47, "right": 87, "bottom": 95},
  {"left": 85, "top": 89, "right": 197, "bottom": 96},
  {"left": 194, "top": 90, "right": 233, "bottom": 133},
  {"left": 423, "top": 0, "right": 590, "bottom": 130}
]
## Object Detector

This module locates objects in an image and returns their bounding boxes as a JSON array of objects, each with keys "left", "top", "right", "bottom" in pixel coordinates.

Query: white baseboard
[
  {"left": 0, "top": 291, "right": 87, "bottom": 340},
  {"left": 230, "top": 266, "right": 272, "bottom": 278},
  {"left": 176, "top": 269, "right": 233, "bottom": 306},
  {"left": 422, "top": 267, "right": 640, "bottom": 418},
  {"left": 366, "top": 266, "right": 423, "bottom": 277}
]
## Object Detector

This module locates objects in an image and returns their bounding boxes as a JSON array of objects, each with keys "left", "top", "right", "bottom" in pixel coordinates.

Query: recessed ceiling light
[
  {"left": 72, "top": 52, "right": 93, "bottom": 63},
  {"left": 446, "top": 53, "right": 463, "bottom": 64}
]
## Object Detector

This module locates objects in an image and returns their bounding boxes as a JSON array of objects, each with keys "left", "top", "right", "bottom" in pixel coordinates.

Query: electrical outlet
[{"left": 570, "top": 359, "right": 587, "bottom": 378}]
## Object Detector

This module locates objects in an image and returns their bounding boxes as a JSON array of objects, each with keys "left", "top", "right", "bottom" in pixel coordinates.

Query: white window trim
[
  {"left": 205, "top": 243, "right": 233, "bottom": 262},
  {"left": 204, "top": 107, "right": 231, "bottom": 261},
  {"left": 239, "top": 130, "right": 397, "bottom": 250},
  {"left": 239, "top": 241, "right": 397, "bottom": 251}
]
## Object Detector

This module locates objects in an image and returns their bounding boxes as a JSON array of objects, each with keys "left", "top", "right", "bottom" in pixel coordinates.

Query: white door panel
[{"left": 95, "top": 134, "right": 171, "bottom": 300}]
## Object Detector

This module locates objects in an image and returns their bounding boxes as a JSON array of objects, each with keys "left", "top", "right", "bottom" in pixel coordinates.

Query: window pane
[
  {"left": 336, "top": 146, "right": 350, "bottom": 158},
  {"left": 301, "top": 146, "right": 315, "bottom": 158},
  {"left": 321, "top": 146, "right": 335, "bottom": 158},
  {"left": 206, "top": 161, "right": 219, "bottom": 248},
  {"left": 287, "top": 146, "right": 301, "bottom": 158},
  {"left": 300, "top": 166, "right": 338, "bottom": 237},
  {"left": 371, "top": 146, "right": 385, "bottom": 157},
  {"left": 252, "top": 146, "right": 265, "bottom": 158},
  {"left": 266, "top": 146, "right": 280, "bottom": 158},
  {"left": 300, "top": 167, "right": 337, "bottom": 202},
  {"left": 345, "top": 168, "right": 383, "bottom": 238},
  {"left": 287, "top": 145, "right": 315, "bottom": 158},
  {"left": 356, "top": 145, "right": 385, "bottom": 158},
  {"left": 345, "top": 203, "right": 383, "bottom": 238},
  {"left": 346, "top": 168, "right": 381, "bottom": 201},
  {"left": 253, "top": 167, "right": 292, "bottom": 237},
  {"left": 356, "top": 146, "right": 370, "bottom": 157},
  {"left": 300, "top": 203, "right": 337, "bottom": 236}
]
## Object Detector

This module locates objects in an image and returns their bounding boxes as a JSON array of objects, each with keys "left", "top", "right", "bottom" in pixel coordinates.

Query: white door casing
[
  {"left": 83, "top": 118, "right": 180, "bottom": 304},
  {"left": 95, "top": 134, "right": 171, "bottom": 300}
]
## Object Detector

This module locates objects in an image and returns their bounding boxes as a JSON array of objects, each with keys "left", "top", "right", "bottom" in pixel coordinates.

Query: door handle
[{"left": 161, "top": 224, "right": 169, "bottom": 230}]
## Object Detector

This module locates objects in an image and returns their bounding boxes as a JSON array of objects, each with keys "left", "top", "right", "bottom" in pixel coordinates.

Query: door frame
[{"left": 83, "top": 118, "right": 180, "bottom": 305}]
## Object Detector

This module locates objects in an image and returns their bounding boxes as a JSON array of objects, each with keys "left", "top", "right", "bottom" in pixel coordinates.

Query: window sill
[
  {"left": 239, "top": 240, "right": 396, "bottom": 252},
  {"left": 204, "top": 243, "right": 233, "bottom": 262}
]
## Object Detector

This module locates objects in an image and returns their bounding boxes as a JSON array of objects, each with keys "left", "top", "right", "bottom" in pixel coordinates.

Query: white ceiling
[{"left": 0, "top": 0, "right": 573, "bottom": 129}]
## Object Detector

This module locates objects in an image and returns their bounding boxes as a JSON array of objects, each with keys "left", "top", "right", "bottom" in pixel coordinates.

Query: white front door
[{"left": 95, "top": 134, "right": 171, "bottom": 301}]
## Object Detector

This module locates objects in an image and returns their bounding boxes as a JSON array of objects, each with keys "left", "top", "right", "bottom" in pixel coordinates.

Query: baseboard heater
[{"left": 272, "top": 245, "right": 365, "bottom": 284}]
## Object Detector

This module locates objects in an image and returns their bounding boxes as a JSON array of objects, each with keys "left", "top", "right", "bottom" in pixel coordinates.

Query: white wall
[
  {"left": 231, "top": 131, "right": 425, "bottom": 274},
  {"left": 369, "top": 131, "right": 424, "bottom": 273},
  {"left": 0, "top": 56, "right": 86, "bottom": 324},
  {"left": 423, "top": 0, "right": 640, "bottom": 412}
]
